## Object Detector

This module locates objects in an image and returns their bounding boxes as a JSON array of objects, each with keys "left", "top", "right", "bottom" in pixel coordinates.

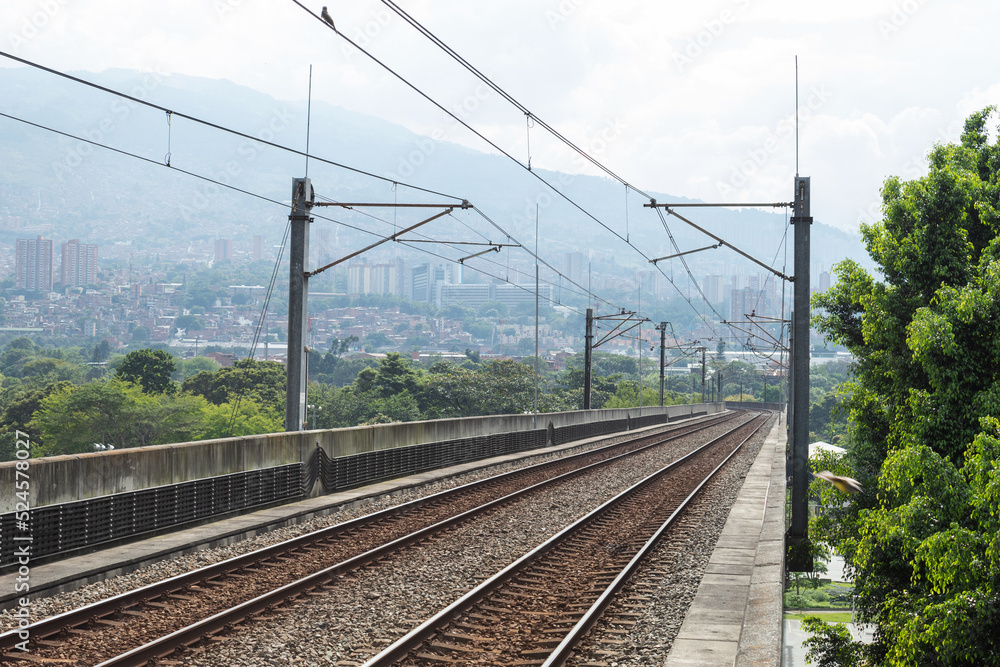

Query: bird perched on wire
[
  {"left": 321, "top": 6, "right": 336, "bottom": 29},
  {"left": 813, "top": 470, "right": 863, "bottom": 494}
]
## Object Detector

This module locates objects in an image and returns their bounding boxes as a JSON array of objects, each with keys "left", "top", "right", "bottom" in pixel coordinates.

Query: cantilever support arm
[
  {"left": 306, "top": 208, "right": 453, "bottom": 277},
  {"left": 650, "top": 242, "right": 723, "bottom": 264},
  {"left": 593, "top": 319, "right": 645, "bottom": 349},
  {"left": 458, "top": 246, "right": 501, "bottom": 263},
  {"left": 645, "top": 200, "right": 791, "bottom": 281}
]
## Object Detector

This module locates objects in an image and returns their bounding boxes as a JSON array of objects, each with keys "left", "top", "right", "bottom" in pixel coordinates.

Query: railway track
[
  {"left": 363, "top": 412, "right": 771, "bottom": 666},
  {"left": 0, "top": 411, "right": 745, "bottom": 666}
]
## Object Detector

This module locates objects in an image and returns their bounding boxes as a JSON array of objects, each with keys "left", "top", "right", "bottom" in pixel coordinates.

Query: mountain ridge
[{"left": 0, "top": 65, "right": 869, "bottom": 281}]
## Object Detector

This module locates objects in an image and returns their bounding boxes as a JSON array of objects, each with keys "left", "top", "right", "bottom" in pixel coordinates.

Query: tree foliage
[
  {"left": 31, "top": 380, "right": 204, "bottom": 454},
  {"left": 197, "top": 400, "right": 283, "bottom": 440},
  {"left": 116, "top": 348, "right": 177, "bottom": 394},
  {"left": 419, "top": 359, "right": 539, "bottom": 418},
  {"left": 809, "top": 108, "right": 1000, "bottom": 665},
  {"left": 182, "top": 358, "right": 285, "bottom": 408}
]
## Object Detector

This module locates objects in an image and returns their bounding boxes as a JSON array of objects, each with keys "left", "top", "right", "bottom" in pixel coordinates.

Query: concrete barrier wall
[
  {"left": 0, "top": 404, "right": 723, "bottom": 513},
  {"left": 724, "top": 401, "right": 784, "bottom": 411}
]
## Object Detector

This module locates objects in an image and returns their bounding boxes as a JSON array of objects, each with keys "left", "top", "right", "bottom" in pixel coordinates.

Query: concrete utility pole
[
  {"left": 658, "top": 322, "right": 666, "bottom": 407},
  {"left": 700, "top": 346, "right": 706, "bottom": 404},
  {"left": 788, "top": 175, "right": 812, "bottom": 566},
  {"left": 583, "top": 308, "right": 594, "bottom": 410},
  {"left": 285, "top": 177, "right": 313, "bottom": 432}
]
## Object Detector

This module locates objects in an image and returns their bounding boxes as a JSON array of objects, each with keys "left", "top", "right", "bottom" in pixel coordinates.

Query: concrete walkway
[{"left": 665, "top": 416, "right": 787, "bottom": 667}]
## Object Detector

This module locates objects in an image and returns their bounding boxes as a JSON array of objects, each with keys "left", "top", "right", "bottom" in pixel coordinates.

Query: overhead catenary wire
[
  {"left": 288, "top": 1, "right": 702, "bottom": 318},
  {"left": 652, "top": 206, "right": 722, "bottom": 337},
  {"left": 2, "top": 12, "right": 758, "bottom": 341},
  {"left": 2, "top": 49, "right": 629, "bottom": 320},
  {"left": 4, "top": 23, "right": 791, "bottom": 351},
  {"left": 377, "top": 0, "right": 649, "bottom": 197},
  {"left": 748, "top": 212, "right": 792, "bottom": 318},
  {"left": 0, "top": 109, "right": 595, "bottom": 322},
  {"left": 228, "top": 220, "right": 292, "bottom": 436},
  {"left": 311, "top": 193, "right": 608, "bottom": 307},
  {"left": 3, "top": 93, "right": 599, "bottom": 311},
  {"left": 290, "top": 2, "right": 768, "bottom": 343},
  {"left": 0, "top": 50, "right": 466, "bottom": 204},
  {"left": 4, "top": 33, "right": 783, "bottom": 341},
  {"left": 1, "top": 82, "right": 748, "bottom": 357},
  {"left": 365, "top": 1, "right": 792, "bottom": 322},
  {"left": 0, "top": 111, "right": 292, "bottom": 210}
]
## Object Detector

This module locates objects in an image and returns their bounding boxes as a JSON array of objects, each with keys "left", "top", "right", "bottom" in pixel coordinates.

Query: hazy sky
[{"left": 3, "top": 0, "right": 998, "bottom": 234}]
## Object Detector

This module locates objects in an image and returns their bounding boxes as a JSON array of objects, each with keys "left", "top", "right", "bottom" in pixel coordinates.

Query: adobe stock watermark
[
  {"left": 716, "top": 84, "right": 833, "bottom": 197},
  {"left": 545, "top": 0, "right": 586, "bottom": 29},
  {"left": 509, "top": 116, "right": 628, "bottom": 236},
  {"left": 51, "top": 66, "right": 167, "bottom": 181},
  {"left": 179, "top": 107, "right": 293, "bottom": 222},
  {"left": 856, "top": 117, "right": 964, "bottom": 225},
  {"left": 876, "top": 0, "right": 927, "bottom": 40},
  {"left": 11, "top": 430, "right": 34, "bottom": 653},
  {"left": 672, "top": 0, "right": 751, "bottom": 74},
  {"left": 385, "top": 84, "right": 492, "bottom": 182},
  {"left": 213, "top": 0, "right": 246, "bottom": 20},
  {"left": 6, "top": 0, "right": 70, "bottom": 54},
  {"left": 340, "top": 7, "right": 394, "bottom": 61}
]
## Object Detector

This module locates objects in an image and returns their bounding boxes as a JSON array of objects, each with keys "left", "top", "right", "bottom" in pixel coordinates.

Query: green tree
[
  {"left": 556, "top": 368, "right": 621, "bottom": 409},
  {"left": 370, "top": 352, "right": 421, "bottom": 398},
  {"left": 476, "top": 300, "right": 509, "bottom": 318},
  {"left": 311, "top": 384, "right": 420, "bottom": 428},
  {"left": 116, "top": 348, "right": 178, "bottom": 394},
  {"left": 328, "top": 335, "right": 360, "bottom": 357},
  {"left": 439, "top": 303, "right": 472, "bottom": 320},
  {"left": 182, "top": 358, "right": 285, "bottom": 408},
  {"left": 175, "top": 314, "right": 203, "bottom": 331},
  {"left": 91, "top": 339, "right": 112, "bottom": 362},
  {"left": 810, "top": 108, "right": 1000, "bottom": 665},
  {"left": 602, "top": 380, "right": 660, "bottom": 408},
  {"left": 363, "top": 331, "right": 392, "bottom": 351},
  {"left": 0, "top": 338, "right": 39, "bottom": 377},
  {"left": 462, "top": 319, "right": 493, "bottom": 341},
  {"left": 801, "top": 617, "right": 863, "bottom": 667},
  {"left": 419, "top": 359, "right": 538, "bottom": 418},
  {"left": 174, "top": 356, "right": 221, "bottom": 382},
  {"left": 313, "top": 356, "right": 377, "bottom": 387},
  {"left": 31, "top": 380, "right": 204, "bottom": 455},
  {"left": 19, "top": 357, "right": 85, "bottom": 385},
  {"left": 196, "top": 399, "right": 282, "bottom": 439},
  {"left": 0, "top": 381, "right": 72, "bottom": 461}
]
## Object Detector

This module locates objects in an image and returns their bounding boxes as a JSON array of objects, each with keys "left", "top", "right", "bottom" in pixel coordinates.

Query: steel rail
[
  {"left": 90, "top": 412, "right": 750, "bottom": 667},
  {"left": 0, "top": 412, "right": 740, "bottom": 662},
  {"left": 361, "top": 413, "right": 768, "bottom": 666},
  {"left": 542, "top": 412, "right": 772, "bottom": 666},
  {"left": 0, "top": 411, "right": 735, "bottom": 656}
]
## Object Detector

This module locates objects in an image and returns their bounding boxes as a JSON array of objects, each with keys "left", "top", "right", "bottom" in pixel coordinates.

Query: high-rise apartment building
[
  {"left": 411, "top": 263, "right": 431, "bottom": 302},
  {"left": 61, "top": 239, "right": 99, "bottom": 287},
  {"left": 704, "top": 275, "right": 725, "bottom": 304},
  {"left": 564, "top": 251, "right": 585, "bottom": 285},
  {"left": 347, "top": 262, "right": 403, "bottom": 296},
  {"left": 15, "top": 235, "right": 54, "bottom": 290},
  {"left": 729, "top": 286, "right": 756, "bottom": 323},
  {"left": 214, "top": 238, "right": 233, "bottom": 263}
]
